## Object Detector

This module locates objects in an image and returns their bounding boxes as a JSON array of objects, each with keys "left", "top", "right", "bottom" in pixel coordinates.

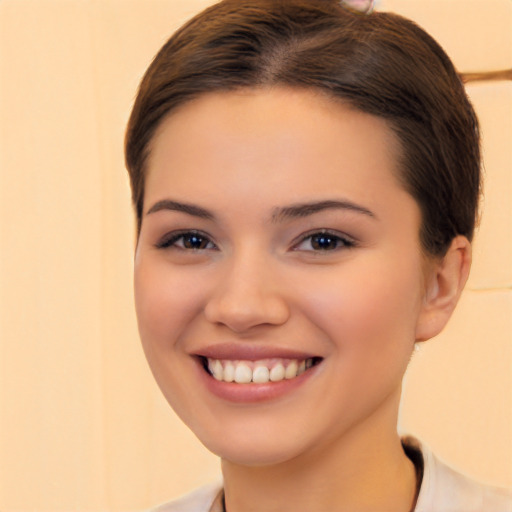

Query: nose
[{"left": 204, "top": 252, "right": 290, "bottom": 333}]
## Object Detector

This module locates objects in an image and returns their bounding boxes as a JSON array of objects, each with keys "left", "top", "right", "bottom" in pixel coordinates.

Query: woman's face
[{"left": 134, "top": 88, "right": 430, "bottom": 466}]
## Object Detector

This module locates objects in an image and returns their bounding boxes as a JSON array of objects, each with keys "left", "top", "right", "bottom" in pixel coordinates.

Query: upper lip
[{"left": 193, "top": 342, "right": 319, "bottom": 361}]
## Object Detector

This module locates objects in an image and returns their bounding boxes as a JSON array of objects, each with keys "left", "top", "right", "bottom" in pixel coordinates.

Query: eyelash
[
  {"left": 292, "top": 230, "right": 356, "bottom": 252},
  {"left": 155, "top": 230, "right": 217, "bottom": 251},
  {"left": 155, "top": 229, "right": 356, "bottom": 253}
]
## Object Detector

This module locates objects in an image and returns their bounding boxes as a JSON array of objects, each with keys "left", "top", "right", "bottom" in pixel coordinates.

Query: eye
[
  {"left": 293, "top": 230, "right": 356, "bottom": 252},
  {"left": 155, "top": 230, "right": 217, "bottom": 251}
]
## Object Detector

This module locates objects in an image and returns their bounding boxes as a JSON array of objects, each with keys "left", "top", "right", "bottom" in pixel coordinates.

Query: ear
[{"left": 415, "top": 236, "right": 472, "bottom": 342}]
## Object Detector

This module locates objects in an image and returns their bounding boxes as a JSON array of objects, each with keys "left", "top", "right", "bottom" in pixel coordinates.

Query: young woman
[{"left": 125, "top": 1, "right": 512, "bottom": 510}]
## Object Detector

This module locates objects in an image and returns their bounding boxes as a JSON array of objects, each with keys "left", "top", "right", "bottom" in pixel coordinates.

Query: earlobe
[{"left": 415, "top": 236, "right": 472, "bottom": 342}]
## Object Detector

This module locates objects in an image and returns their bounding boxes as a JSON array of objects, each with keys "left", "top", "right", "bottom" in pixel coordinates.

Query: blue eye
[
  {"left": 294, "top": 231, "right": 355, "bottom": 251},
  {"left": 156, "top": 231, "right": 216, "bottom": 250}
]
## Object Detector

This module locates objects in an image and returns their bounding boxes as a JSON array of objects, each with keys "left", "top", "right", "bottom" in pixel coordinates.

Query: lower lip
[{"left": 194, "top": 358, "right": 321, "bottom": 403}]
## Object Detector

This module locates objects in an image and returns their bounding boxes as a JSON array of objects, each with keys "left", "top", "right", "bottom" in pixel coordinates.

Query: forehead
[{"left": 145, "top": 87, "right": 407, "bottom": 213}]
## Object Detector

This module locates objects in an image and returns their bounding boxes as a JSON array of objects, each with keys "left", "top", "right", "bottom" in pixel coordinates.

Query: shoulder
[
  {"left": 146, "top": 481, "right": 223, "bottom": 512},
  {"left": 403, "top": 436, "right": 512, "bottom": 512}
]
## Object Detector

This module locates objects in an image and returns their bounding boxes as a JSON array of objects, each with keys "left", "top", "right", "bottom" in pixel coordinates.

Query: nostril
[{"left": 204, "top": 295, "right": 290, "bottom": 333}]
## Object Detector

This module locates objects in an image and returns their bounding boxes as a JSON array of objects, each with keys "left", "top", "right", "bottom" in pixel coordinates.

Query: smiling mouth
[{"left": 200, "top": 356, "right": 323, "bottom": 384}]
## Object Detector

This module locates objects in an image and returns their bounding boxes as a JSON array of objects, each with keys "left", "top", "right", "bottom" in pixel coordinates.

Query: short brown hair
[{"left": 125, "top": 0, "right": 481, "bottom": 256}]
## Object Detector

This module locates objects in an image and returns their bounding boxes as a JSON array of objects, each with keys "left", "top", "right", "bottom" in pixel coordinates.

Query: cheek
[
  {"left": 134, "top": 258, "right": 206, "bottom": 351},
  {"left": 133, "top": 259, "right": 209, "bottom": 416},
  {"left": 294, "top": 258, "right": 424, "bottom": 355}
]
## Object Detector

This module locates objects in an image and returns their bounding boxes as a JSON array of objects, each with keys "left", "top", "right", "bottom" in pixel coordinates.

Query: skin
[
  {"left": 134, "top": 88, "right": 471, "bottom": 512},
  {"left": 342, "top": 0, "right": 374, "bottom": 13}
]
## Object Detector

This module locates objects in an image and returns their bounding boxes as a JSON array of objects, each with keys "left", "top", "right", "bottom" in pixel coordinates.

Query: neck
[{"left": 221, "top": 392, "right": 417, "bottom": 512}]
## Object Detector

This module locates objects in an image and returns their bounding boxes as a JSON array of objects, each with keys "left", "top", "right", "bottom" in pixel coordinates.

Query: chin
[
  {"left": 214, "top": 443, "right": 302, "bottom": 467},
  {"left": 196, "top": 425, "right": 309, "bottom": 467}
]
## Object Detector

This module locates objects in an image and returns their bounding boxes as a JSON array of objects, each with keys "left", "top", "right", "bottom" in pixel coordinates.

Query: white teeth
[
  {"left": 210, "top": 359, "right": 223, "bottom": 381},
  {"left": 234, "top": 363, "right": 252, "bottom": 384},
  {"left": 269, "top": 363, "right": 285, "bottom": 382},
  {"left": 252, "top": 366, "right": 270, "bottom": 383},
  {"left": 206, "top": 357, "right": 318, "bottom": 384},
  {"left": 223, "top": 362, "right": 235, "bottom": 382},
  {"left": 285, "top": 360, "right": 298, "bottom": 379}
]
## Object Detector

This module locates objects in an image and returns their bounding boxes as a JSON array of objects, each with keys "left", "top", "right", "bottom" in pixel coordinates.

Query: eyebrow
[
  {"left": 271, "top": 199, "right": 376, "bottom": 223},
  {"left": 146, "top": 199, "right": 215, "bottom": 220},
  {"left": 145, "top": 198, "right": 376, "bottom": 223}
]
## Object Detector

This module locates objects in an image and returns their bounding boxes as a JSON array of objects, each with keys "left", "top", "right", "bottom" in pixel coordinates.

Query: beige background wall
[{"left": 0, "top": 0, "right": 510, "bottom": 510}]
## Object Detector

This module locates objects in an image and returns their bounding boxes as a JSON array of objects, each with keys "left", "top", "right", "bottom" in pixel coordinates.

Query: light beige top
[{"left": 150, "top": 437, "right": 512, "bottom": 512}]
